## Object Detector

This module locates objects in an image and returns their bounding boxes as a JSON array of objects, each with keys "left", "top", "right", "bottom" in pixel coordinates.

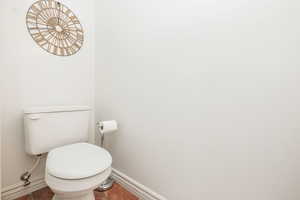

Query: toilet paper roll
[{"left": 100, "top": 120, "right": 118, "bottom": 134}]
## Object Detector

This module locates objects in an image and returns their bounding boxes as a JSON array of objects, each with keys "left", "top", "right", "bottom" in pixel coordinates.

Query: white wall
[
  {"left": 95, "top": 0, "right": 300, "bottom": 199},
  {"left": 1, "top": 0, "right": 95, "bottom": 190},
  {"left": 0, "top": 36, "right": 3, "bottom": 197},
  {"left": 0, "top": 4, "right": 4, "bottom": 192}
]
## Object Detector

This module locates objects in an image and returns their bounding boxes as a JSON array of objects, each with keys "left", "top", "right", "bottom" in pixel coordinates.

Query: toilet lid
[{"left": 46, "top": 143, "right": 112, "bottom": 180}]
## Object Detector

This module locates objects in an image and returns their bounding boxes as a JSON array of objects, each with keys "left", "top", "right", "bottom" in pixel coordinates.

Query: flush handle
[{"left": 28, "top": 114, "right": 41, "bottom": 120}]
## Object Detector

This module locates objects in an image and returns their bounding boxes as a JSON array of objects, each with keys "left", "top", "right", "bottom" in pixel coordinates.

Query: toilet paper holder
[
  {"left": 95, "top": 121, "right": 117, "bottom": 192},
  {"left": 96, "top": 120, "right": 118, "bottom": 147},
  {"left": 96, "top": 121, "right": 105, "bottom": 147}
]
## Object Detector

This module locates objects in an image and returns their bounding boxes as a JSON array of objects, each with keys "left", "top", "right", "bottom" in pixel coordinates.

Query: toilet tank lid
[{"left": 24, "top": 106, "right": 91, "bottom": 114}]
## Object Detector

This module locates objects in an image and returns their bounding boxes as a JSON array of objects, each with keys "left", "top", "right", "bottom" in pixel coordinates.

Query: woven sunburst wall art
[{"left": 26, "top": 0, "right": 84, "bottom": 56}]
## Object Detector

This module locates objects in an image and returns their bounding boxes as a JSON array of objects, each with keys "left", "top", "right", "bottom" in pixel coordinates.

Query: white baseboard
[
  {"left": 112, "top": 168, "right": 167, "bottom": 200},
  {"left": 1, "top": 169, "right": 167, "bottom": 200},
  {"left": 1, "top": 177, "right": 46, "bottom": 200}
]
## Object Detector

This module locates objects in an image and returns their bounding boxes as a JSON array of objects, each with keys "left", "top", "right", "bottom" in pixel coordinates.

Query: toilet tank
[{"left": 24, "top": 106, "right": 90, "bottom": 155}]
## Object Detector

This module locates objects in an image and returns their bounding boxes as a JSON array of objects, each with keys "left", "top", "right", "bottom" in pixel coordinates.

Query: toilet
[{"left": 24, "top": 106, "right": 112, "bottom": 200}]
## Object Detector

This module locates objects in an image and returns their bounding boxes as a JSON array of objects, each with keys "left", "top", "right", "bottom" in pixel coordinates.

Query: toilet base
[
  {"left": 46, "top": 167, "right": 111, "bottom": 200},
  {"left": 97, "top": 176, "right": 114, "bottom": 192},
  {"left": 52, "top": 191, "right": 95, "bottom": 200}
]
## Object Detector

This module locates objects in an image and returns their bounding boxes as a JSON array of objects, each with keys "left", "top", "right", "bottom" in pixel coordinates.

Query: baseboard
[
  {"left": 1, "top": 169, "right": 167, "bottom": 200},
  {"left": 1, "top": 177, "right": 46, "bottom": 200},
  {"left": 112, "top": 168, "right": 167, "bottom": 200}
]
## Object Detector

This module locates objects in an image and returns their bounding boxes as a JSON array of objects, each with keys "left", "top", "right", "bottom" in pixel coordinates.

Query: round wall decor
[{"left": 26, "top": 0, "right": 84, "bottom": 56}]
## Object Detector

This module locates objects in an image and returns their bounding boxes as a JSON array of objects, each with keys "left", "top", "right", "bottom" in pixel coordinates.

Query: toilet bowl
[{"left": 45, "top": 143, "right": 112, "bottom": 200}]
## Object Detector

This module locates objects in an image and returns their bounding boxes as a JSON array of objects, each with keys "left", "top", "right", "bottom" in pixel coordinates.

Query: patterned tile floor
[{"left": 15, "top": 183, "right": 139, "bottom": 200}]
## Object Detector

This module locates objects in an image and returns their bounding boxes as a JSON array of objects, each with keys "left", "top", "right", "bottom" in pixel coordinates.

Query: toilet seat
[{"left": 46, "top": 143, "right": 112, "bottom": 180}]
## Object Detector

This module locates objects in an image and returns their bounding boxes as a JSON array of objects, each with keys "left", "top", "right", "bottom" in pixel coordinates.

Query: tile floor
[{"left": 15, "top": 183, "right": 139, "bottom": 200}]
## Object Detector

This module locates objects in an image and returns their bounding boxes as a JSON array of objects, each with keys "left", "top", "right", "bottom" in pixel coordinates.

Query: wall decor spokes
[{"left": 26, "top": 0, "right": 84, "bottom": 56}]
